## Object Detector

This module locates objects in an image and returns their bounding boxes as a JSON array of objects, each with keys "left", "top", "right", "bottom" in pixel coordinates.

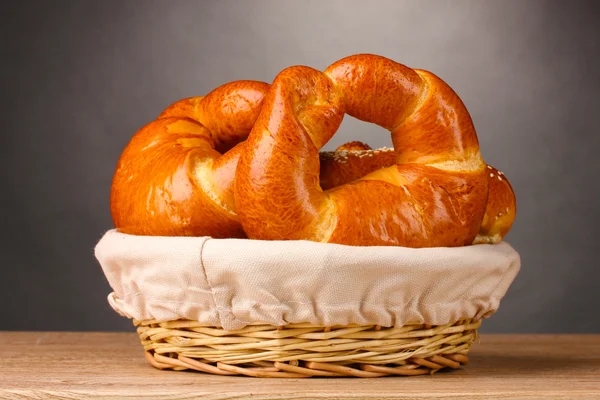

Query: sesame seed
[
  {"left": 506, "top": 207, "right": 509, "bottom": 213},
  {"left": 498, "top": 212, "right": 503, "bottom": 217},
  {"left": 490, "top": 173, "right": 494, "bottom": 177},
  {"left": 498, "top": 176, "right": 503, "bottom": 181},
  {"left": 487, "top": 165, "right": 492, "bottom": 169}
]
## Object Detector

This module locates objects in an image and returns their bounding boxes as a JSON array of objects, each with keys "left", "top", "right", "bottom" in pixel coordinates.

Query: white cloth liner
[{"left": 95, "top": 229, "right": 520, "bottom": 331}]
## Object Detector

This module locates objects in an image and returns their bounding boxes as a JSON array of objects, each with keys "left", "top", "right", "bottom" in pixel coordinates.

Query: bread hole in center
[
  {"left": 319, "top": 115, "right": 397, "bottom": 191},
  {"left": 322, "top": 115, "right": 393, "bottom": 151}
]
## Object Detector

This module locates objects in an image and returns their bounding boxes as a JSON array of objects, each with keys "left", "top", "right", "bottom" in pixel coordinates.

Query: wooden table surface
[{"left": 1, "top": 332, "right": 599, "bottom": 399}]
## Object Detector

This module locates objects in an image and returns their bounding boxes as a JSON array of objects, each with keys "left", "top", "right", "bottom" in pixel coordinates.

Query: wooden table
[{"left": 1, "top": 332, "right": 599, "bottom": 399}]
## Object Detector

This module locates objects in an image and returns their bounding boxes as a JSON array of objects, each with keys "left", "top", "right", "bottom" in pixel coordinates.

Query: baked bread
[
  {"left": 320, "top": 143, "right": 516, "bottom": 244},
  {"left": 109, "top": 81, "right": 388, "bottom": 238},
  {"left": 235, "top": 54, "right": 510, "bottom": 247},
  {"left": 111, "top": 54, "right": 516, "bottom": 246},
  {"left": 110, "top": 80, "right": 268, "bottom": 237}
]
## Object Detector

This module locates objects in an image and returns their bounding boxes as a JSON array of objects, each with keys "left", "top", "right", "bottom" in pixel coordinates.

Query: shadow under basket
[{"left": 136, "top": 318, "right": 481, "bottom": 378}]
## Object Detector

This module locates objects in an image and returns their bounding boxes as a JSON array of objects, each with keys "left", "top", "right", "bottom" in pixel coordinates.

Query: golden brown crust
[
  {"left": 327, "top": 165, "right": 487, "bottom": 246},
  {"left": 319, "top": 147, "right": 396, "bottom": 190},
  {"left": 235, "top": 54, "right": 491, "bottom": 247},
  {"left": 236, "top": 66, "right": 343, "bottom": 241},
  {"left": 320, "top": 142, "right": 517, "bottom": 243},
  {"left": 111, "top": 55, "right": 516, "bottom": 245},
  {"left": 110, "top": 81, "right": 269, "bottom": 237},
  {"left": 474, "top": 165, "right": 517, "bottom": 243}
]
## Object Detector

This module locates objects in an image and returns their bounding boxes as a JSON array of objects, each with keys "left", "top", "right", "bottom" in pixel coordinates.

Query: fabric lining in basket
[{"left": 95, "top": 230, "right": 520, "bottom": 331}]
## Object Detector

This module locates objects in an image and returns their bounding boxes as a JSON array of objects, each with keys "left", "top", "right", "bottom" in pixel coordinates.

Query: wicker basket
[
  {"left": 95, "top": 230, "right": 520, "bottom": 378},
  {"left": 136, "top": 318, "right": 481, "bottom": 378}
]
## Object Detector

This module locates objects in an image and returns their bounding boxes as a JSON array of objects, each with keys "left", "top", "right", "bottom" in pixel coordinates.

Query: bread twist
[
  {"left": 320, "top": 143, "right": 516, "bottom": 244},
  {"left": 109, "top": 81, "right": 392, "bottom": 238},
  {"left": 235, "top": 54, "right": 501, "bottom": 247},
  {"left": 110, "top": 80, "right": 268, "bottom": 237},
  {"left": 109, "top": 80, "right": 394, "bottom": 238},
  {"left": 111, "top": 55, "right": 515, "bottom": 245},
  {"left": 111, "top": 81, "right": 392, "bottom": 238}
]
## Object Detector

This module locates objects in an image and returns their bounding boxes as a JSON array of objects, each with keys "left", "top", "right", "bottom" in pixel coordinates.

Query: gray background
[{"left": 2, "top": 0, "right": 599, "bottom": 333}]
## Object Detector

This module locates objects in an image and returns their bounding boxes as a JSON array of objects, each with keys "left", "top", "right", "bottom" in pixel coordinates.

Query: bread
[
  {"left": 319, "top": 145, "right": 397, "bottom": 190},
  {"left": 235, "top": 54, "right": 505, "bottom": 247},
  {"left": 474, "top": 165, "right": 517, "bottom": 244},
  {"left": 320, "top": 143, "right": 516, "bottom": 244},
  {"left": 110, "top": 80, "right": 268, "bottom": 237},
  {"left": 111, "top": 54, "right": 516, "bottom": 247},
  {"left": 109, "top": 80, "right": 385, "bottom": 238}
]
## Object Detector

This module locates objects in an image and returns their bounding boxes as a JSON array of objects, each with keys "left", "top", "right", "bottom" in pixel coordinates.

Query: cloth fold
[{"left": 95, "top": 229, "right": 520, "bottom": 330}]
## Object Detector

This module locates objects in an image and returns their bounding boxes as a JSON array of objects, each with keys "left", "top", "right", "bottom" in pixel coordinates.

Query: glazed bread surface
[
  {"left": 111, "top": 54, "right": 516, "bottom": 246},
  {"left": 110, "top": 80, "right": 268, "bottom": 237},
  {"left": 235, "top": 54, "right": 497, "bottom": 247}
]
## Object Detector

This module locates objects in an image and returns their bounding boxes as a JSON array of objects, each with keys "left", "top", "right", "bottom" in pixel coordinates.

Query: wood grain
[{"left": 0, "top": 332, "right": 599, "bottom": 399}]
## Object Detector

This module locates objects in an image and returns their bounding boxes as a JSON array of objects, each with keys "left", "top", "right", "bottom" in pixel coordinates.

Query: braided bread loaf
[{"left": 235, "top": 54, "right": 514, "bottom": 247}]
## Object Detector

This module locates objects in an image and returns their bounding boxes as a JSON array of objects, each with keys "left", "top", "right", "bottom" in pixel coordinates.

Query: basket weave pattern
[{"left": 136, "top": 319, "right": 481, "bottom": 378}]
